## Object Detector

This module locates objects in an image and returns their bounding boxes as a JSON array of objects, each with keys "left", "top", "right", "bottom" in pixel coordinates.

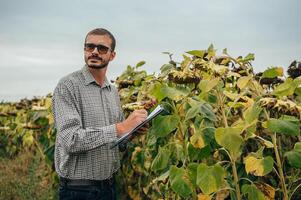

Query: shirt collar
[{"left": 82, "top": 65, "right": 111, "bottom": 89}]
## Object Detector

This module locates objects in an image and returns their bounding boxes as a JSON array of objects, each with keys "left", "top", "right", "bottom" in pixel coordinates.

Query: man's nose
[{"left": 92, "top": 47, "right": 99, "bottom": 54}]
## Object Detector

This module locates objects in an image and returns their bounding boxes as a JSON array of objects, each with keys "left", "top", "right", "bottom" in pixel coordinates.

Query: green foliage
[
  {"left": 169, "top": 166, "right": 193, "bottom": 198},
  {"left": 244, "top": 154, "right": 274, "bottom": 176},
  {"left": 1, "top": 47, "right": 301, "bottom": 199},
  {"left": 215, "top": 127, "right": 244, "bottom": 160},
  {"left": 151, "top": 146, "right": 171, "bottom": 172},
  {"left": 267, "top": 115, "right": 300, "bottom": 136},
  {"left": 196, "top": 163, "right": 225, "bottom": 195},
  {"left": 0, "top": 95, "right": 57, "bottom": 197},
  {"left": 115, "top": 47, "right": 301, "bottom": 200},
  {"left": 262, "top": 67, "right": 283, "bottom": 78},
  {"left": 285, "top": 142, "right": 301, "bottom": 168},
  {"left": 150, "top": 114, "right": 180, "bottom": 138},
  {"left": 242, "top": 184, "right": 265, "bottom": 200},
  {"left": 271, "top": 78, "right": 299, "bottom": 97}
]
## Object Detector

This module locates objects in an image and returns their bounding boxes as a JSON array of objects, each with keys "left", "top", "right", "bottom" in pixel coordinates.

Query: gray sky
[{"left": 0, "top": 0, "right": 300, "bottom": 102}]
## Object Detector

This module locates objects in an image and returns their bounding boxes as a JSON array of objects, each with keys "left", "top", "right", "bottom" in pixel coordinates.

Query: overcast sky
[{"left": 0, "top": 0, "right": 300, "bottom": 102}]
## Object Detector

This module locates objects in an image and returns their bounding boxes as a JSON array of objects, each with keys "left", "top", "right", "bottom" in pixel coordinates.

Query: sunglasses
[{"left": 84, "top": 43, "right": 111, "bottom": 54}]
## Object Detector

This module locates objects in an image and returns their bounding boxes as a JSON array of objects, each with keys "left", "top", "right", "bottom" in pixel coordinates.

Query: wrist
[{"left": 116, "top": 122, "right": 126, "bottom": 136}]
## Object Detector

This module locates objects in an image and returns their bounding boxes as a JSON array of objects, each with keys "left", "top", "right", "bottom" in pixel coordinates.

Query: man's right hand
[{"left": 116, "top": 109, "right": 147, "bottom": 136}]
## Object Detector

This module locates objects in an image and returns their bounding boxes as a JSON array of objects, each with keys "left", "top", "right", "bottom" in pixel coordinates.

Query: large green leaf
[
  {"left": 242, "top": 184, "right": 265, "bottom": 200},
  {"left": 188, "top": 143, "right": 211, "bottom": 162},
  {"left": 148, "top": 81, "right": 166, "bottom": 102},
  {"left": 244, "top": 155, "right": 274, "bottom": 176},
  {"left": 160, "top": 63, "right": 176, "bottom": 76},
  {"left": 171, "top": 142, "right": 185, "bottom": 162},
  {"left": 151, "top": 146, "right": 170, "bottom": 172},
  {"left": 169, "top": 166, "right": 193, "bottom": 198},
  {"left": 161, "top": 85, "right": 190, "bottom": 101},
  {"left": 237, "top": 76, "right": 252, "bottom": 90},
  {"left": 150, "top": 114, "right": 180, "bottom": 138},
  {"left": 243, "top": 53, "right": 255, "bottom": 62},
  {"left": 185, "top": 101, "right": 202, "bottom": 121},
  {"left": 198, "top": 78, "right": 220, "bottom": 93},
  {"left": 241, "top": 103, "right": 262, "bottom": 138},
  {"left": 187, "top": 163, "right": 198, "bottom": 187},
  {"left": 185, "top": 101, "right": 216, "bottom": 122},
  {"left": 135, "top": 60, "right": 146, "bottom": 68},
  {"left": 243, "top": 103, "right": 262, "bottom": 124},
  {"left": 272, "top": 78, "right": 297, "bottom": 97},
  {"left": 215, "top": 127, "right": 244, "bottom": 159},
  {"left": 267, "top": 115, "right": 300, "bottom": 136},
  {"left": 133, "top": 72, "right": 147, "bottom": 86},
  {"left": 196, "top": 163, "right": 225, "bottom": 194},
  {"left": 186, "top": 50, "right": 206, "bottom": 58},
  {"left": 285, "top": 142, "right": 301, "bottom": 168},
  {"left": 200, "top": 103, "right": 216, "bottom": 121},
  {"left": 262, "top": 67, "right": 283, "bottom": 78}
]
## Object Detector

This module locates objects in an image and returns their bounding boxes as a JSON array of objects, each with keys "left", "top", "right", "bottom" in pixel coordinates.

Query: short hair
[{"left": 85, "top": 28, "right": 116, "bottom": 51}]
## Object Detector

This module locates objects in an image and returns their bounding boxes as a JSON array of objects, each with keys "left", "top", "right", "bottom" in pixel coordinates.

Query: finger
[
  {"left": 136, "top": 127, "right": 148, "bottom": 134},
  {"left": 143, "top": 122, "right": 150, "bottom": 128},
  {"left": 129, "top": 111, "right": 146, "bottom": 118},
  {"left": 135, "top": 109, "right": 148, "bottom": 115},
  {"left": 134, "top": 112, "right": 148, "bottom": 119},
  {"left": 139, "top": 127, "right": 148, "bottom": 131},
  {"left": 132, "top": 112, "right": 147, "bottom": 120}
]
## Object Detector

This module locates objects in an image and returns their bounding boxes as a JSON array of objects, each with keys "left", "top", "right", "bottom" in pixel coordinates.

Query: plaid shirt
[{"left": 52, "top": 66, "right": 124, "bottom": 180}]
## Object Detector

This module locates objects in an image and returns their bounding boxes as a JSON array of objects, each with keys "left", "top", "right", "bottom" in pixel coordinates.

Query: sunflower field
[{"left": 1, "top": 45, "right": 301, "bottom": 200}]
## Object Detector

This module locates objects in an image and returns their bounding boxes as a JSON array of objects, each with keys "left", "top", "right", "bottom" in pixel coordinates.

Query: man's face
[{"left": 84, "top": 34, "right": 116, "bottom": 69}]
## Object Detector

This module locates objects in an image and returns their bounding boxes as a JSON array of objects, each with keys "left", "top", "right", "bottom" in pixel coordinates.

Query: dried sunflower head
[
  {"left": 122, "top": 99, "right": 157, "bottom": 112},
  {"left": 287, "top": 60, "right": 301, "bottom": 79},
  {"left": 168, "top": 70, "right": 201, "bottom": 84},
  {"left": 259, "top": 97, "right": 301, "bottom": 117}
]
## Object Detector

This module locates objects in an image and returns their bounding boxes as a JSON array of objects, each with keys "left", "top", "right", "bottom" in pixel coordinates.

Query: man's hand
[
  {"left": 116, "top": 109, "right": 147, "bottom": 136},
  {"left": 135, "top": 123, "right": 150, "bottom": 135}
]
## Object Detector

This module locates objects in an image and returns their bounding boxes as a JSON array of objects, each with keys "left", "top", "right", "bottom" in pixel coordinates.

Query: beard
[
  {"left": 86, "top": 56, "right": 109, "bottom": 69},
  {"left": 88, "top": 62, "right": 108, "bottom": 69}
]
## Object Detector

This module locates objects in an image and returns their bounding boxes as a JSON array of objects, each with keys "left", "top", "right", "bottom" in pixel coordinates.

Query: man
[{"left": 52, "top": 28, "right": 147, "bottom": 200}]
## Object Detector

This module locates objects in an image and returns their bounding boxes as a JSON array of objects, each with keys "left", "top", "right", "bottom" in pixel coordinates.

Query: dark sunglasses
[{"left": 84, "top": 43, "right": 111, "bottom": 54}]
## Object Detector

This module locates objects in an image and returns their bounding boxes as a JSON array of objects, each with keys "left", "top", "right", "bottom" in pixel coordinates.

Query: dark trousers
[{"left": 59, "top": 178, "right": 116, "bottom": 200}]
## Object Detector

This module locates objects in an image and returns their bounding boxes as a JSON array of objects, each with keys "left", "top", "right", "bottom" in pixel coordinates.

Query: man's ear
[{"left": 110, "top": 51, "right": 116, "bottom": 61}]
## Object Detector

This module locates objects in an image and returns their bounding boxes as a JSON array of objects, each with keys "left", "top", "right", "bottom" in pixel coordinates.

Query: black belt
[{"left": 59, "top": 177, "right": 114, "bottom": 187}]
